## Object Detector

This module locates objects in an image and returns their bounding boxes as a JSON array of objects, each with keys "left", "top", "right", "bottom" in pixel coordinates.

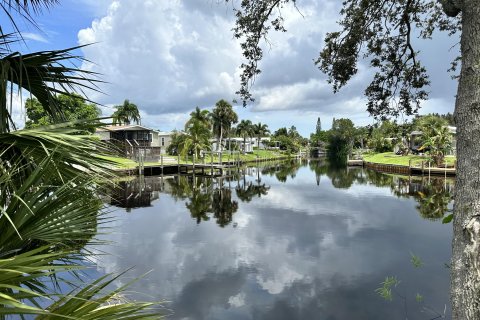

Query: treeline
[
  {"left": 167, "top": 100, "right": 307, "bottom": 156},
  {"left": 310, "top": 113, "right": 455, "bottom": 165}
]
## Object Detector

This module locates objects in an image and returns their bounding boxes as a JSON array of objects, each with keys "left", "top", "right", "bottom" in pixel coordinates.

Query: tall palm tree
[
  {"left": 112, "top": 99, "right": 141, "bottom": 125},
  {"left": 253, "top": 122, "right": 270, "bottom": 149},
  {"left": 211, "top": 99, "right": 238, "bottom": 151},
  {"left": 0, "top": 2, "right": 162, "bottom": 318},
  {"left": 236, "top": 119, "right": 254, "bottom": 154}
]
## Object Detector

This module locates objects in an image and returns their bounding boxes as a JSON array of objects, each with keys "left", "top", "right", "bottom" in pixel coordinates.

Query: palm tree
[
  {"left": 236, "top": 119, "right": 254, "bottom": 154},
  {"left": 211, "top": 99, "right": 238, "bottom": 151},
  {"left": 181, "top": 117, "right": 212, "bottom": 159},
  {"left": 0, "top": 2, "right": 162, "bottom": 318},
  {"left": 112, "top": 99, "right": 141, "bottom": 125},
  {"left": 253, "top": 122, "right": 270, "bottom": 149},
  {"left": 186, "top": 106, "right": 210, "bottom": 128},
  {"left": 417, "top": 115, "right": 453, "bottom": 166},
  {"left": 186, "top": 187, "right": 213, "bottom": 224},
  {"left": 211, "top": 187, "right": 238, "bottom": 227}
]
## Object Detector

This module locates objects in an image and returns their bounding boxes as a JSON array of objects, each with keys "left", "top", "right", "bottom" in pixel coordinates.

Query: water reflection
[
  {"left": 260, "top": 160, "right": 303, "bottom": 183},
  {"left": 110, "top": 176, "right": 162, "bottom": 211},
  {"left": 100, "top": 160, "right": 453, "bottom": 319},
  {"left": 111, "top": 160, "right": 454, "bottom": 223},
  {"left": 307, "top": 160, "right": 454, "bottom": 220}
]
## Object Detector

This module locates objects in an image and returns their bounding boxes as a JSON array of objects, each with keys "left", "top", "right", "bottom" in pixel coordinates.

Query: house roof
[
  {"left": 157, "top": 131, "right": 173, "bottom": 136},
  {"left": 97, "top": 124, "right": 154, "bottom": 132}
]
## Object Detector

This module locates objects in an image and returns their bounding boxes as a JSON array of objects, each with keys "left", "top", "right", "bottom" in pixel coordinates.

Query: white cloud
[
  {"left": 77, "top": 0, "right": 457, "bottom": 135},
  {"left": 22, "top": 32, "right": 49, "bottom": 43},
  {"left": 78, "top": 1, "right": 242, "bottom": 117},
  {"left": 6, "top": 92, "right": 27, "bottom": 129}
]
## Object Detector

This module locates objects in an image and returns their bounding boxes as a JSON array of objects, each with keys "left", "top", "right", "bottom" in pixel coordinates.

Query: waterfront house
[
  {"left": 97, "top": 125, "right": 173, "bottom": 159},
  {"left": 97, "top": 124, "right": 155, "bottom": 146}
]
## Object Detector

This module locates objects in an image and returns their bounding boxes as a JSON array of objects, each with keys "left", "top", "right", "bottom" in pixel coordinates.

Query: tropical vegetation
[
  {"left": 164, "top": 103, "right": 307, "bottom": 160},
  {"left": 211, "top": 99, "right": 238, "bottom": 151},
  {"left": 25, "top": 93, "right": 101, "bottom": 132},
  {"left": 309, "top": 114, "right": 455, "bottom": 167},
  {"left": 236, "top": 119, "right": 254, "bottom": 154}
]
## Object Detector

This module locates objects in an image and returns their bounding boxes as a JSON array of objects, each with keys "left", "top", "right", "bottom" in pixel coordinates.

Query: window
[
  {"left": 137, "top": 131, "right": 149, "bottom": 140},
  {"left": 161, "top": 137, "right": 165, "bottom": 146}
]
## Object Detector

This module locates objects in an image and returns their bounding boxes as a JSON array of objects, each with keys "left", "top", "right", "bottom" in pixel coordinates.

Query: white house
[{"left": 157, "top": 131, "right": 173, "bottom": 154}]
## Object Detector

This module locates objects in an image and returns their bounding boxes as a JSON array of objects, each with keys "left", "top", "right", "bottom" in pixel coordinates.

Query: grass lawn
[
  {"left": 363, "top": 152, "right": 456, "bottom": 167},
  {"left": 201, "top": 149, "right": 289, "bottom": 163},
  {"left": 100, "top": 156, "right": 175, "bottom": 169}
]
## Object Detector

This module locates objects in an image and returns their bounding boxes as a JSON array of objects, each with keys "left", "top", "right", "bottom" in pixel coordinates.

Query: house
[
  {"left": 97, "top": 124, "right": 155, "bottom": 147},
  {"left": 157, "top": 131, "right": 173, "bottom": 154},
  {"left": 211, "top": 137, "right": 256, "bottom": 153},
  {"left": 97, "top": 125, "right": 173, "bottom": 159}
]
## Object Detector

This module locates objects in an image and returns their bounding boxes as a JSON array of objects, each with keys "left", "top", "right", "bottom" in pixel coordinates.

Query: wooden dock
[
  {"left": 134, "top": 163, "right": 231, "bottom": 177},
  {"left": 177, "top": 163, "right": 226, "bottom": 176},
  {"left": 117, "top": 152, "right": 302, "bottom": 177},
  {"left": 347, "top": 159, "right": 364, "bottom": 166}
]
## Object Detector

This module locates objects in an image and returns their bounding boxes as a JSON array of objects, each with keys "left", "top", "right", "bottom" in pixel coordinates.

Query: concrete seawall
[{"left": 348, "top": 160, "right": 456, "bottom": 176}]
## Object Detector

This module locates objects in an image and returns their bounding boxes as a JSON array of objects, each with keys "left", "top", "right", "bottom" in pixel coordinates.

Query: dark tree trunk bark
[{"left": 451, "top": 2, "right": 480, "bottom": 319}]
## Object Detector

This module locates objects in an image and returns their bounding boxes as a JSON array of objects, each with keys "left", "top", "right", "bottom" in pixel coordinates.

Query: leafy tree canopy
[
  {"left": 230, "top": 0, "right": 460, "bottom": 120},
  {"left": 25, "top": 93, "right": 101, "bottom": 131}
]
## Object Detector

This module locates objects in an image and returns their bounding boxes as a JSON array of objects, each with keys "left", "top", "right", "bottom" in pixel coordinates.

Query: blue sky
[{"left": 9, "top": 0, "right": 459, "bottom": 136}]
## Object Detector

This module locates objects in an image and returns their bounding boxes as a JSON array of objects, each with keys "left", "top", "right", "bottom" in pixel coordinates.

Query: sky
[{"left": 9, "top": 0, "right": 459, "bottom": 136}]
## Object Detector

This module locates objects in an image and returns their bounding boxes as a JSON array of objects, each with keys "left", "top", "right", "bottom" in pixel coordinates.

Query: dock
[{"left": 346, "top": 159, "right": 363, "bottom": 166}]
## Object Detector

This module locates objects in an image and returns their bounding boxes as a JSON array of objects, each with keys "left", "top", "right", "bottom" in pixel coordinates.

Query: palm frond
[
  {"left": 0, "top": 0, "right": 58, "bottom": 37},
  {"left": 0, "top": 246, "right": 81, "bottom": 317},
  {"left": 0, "top": 124, "right": 119, "bottom": 251},
  {"left": 41, "top": 272, "right": 164, "bottom": 320},
  {"left": 1, "top": 46, "right": 103, "bottom": 132},
  {"left": 0, "top": 248, "right": 164, "bottom": 319}
]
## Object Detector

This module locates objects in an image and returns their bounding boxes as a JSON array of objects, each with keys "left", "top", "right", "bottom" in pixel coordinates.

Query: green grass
[
  {"left": 100, "top": 155, "right": 137, "bottom": 168},
  {"left": 238, "top": 149, "right": 286, "bottom": 161},
  {"left": 363, "top": 152, "right": 456, "bottom": 167}
]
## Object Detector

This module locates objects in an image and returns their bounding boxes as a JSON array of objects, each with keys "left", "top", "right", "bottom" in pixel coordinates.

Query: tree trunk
[
  {"left": 218, "top": 126, "right": 223, "bottom": 152},
  {"left": 451, "top": 2, "right": 480, "bottom": 319}
]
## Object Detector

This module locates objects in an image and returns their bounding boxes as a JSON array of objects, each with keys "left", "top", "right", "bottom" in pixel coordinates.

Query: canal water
[{"left": 95, "top": 159, "right": 453, "bottom": 319}]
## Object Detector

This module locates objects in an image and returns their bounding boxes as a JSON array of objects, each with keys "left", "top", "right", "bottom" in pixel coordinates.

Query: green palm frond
[
  {"left": 0, "top": 1, "right": 165, "bottom": 318},
  {"left": 0, "top": 246, "right": 81, "bottom": 317},
  {"left": 40, "top": 272, "right": 164, "bottom": 320},
  {"left": 0, "top": 128, "right": 117, "bottom": 252},
  {"left": 1, "top": 46, "right": 102, "bottom": 132},
  {"left": 0, "top": 248, "right": 164, "bottom": 319},
  {"left": 0, "top": 123, "right": 117, "bottom": 185}
]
